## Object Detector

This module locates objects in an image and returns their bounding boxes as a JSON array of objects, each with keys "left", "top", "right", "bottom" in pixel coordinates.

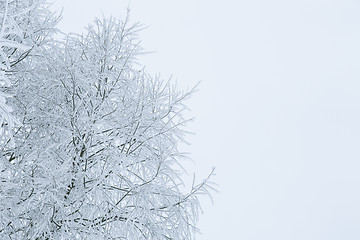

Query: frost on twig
[{"left": 0, "top": 0, "right": 59, "bottom": 144}]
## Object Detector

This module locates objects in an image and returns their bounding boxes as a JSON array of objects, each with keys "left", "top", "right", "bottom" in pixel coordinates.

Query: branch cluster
[{"left": 0, "top": 7, "right": 215, "bottom": 240}]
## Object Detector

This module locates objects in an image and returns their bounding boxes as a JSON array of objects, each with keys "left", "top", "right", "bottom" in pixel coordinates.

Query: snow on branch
[
  {"left": 0, "top": 6, "right": 215, "bottom": 240},
  {"left": 0, "top": 0, "right": 59, "bottom": 143}
]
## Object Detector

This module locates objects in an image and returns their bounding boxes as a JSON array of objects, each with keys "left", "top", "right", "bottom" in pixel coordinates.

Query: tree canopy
[{"left": 0, "top": 1, "right": 214, "bottom": 239}]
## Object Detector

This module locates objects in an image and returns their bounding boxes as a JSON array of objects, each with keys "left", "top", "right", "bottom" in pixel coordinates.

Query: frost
[
  {"left": 0, "top": 4, "right": 215, "bottom": 240},
  {"left": 0, "top": 0, "right": 59, "bottom": 140}
]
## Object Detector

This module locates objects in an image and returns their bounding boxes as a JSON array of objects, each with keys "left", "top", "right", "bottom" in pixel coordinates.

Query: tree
[{"left": 0, "top": 4, "right": 214, "bottom": 240}]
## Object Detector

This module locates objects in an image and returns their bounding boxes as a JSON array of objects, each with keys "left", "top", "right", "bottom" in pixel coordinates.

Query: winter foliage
[{"left": 0, "top": 1, "right": 214, "bottom": 239}]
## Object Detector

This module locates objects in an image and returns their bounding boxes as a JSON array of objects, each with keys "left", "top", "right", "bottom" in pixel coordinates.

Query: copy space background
[{"left": 51, "top": 1, "right": 360, "bottom": 239}]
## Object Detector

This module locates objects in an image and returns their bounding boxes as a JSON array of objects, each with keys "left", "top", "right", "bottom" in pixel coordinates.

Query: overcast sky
[{"left": 51, "top": 1, "right": 360, "bottom": 239}]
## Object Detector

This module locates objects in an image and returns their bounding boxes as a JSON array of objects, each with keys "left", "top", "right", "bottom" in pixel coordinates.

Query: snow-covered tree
[{"left": 0, "top": 5, "right": 214, "bottom": 240}]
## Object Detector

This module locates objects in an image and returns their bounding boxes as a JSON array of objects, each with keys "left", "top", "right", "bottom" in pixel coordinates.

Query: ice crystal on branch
[{"left": 0, "top": 0, "right": 59, "bottom": 144}]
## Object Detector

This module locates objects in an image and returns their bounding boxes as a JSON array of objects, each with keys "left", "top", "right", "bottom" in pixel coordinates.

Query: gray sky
[{"left": 51, "top": 1, "right": 360, "bottom": 239}]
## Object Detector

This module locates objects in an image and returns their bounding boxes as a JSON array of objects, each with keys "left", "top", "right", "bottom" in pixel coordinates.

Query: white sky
[{"left": 51, "top": 1, "right": 360, "bottom": 239}]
